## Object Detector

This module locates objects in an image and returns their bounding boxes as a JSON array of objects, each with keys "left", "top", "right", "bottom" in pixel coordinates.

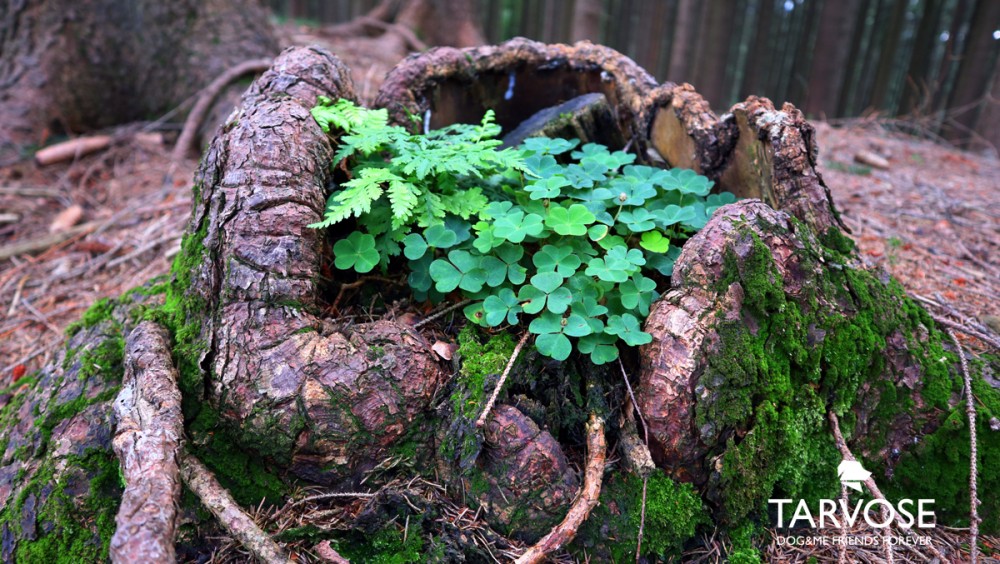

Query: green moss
[
  {"left": 727, "top": 521, "right": 763, "bottom": 563},
  {"left": 76, "top": 335, "right": 125, "bottom": 382},
  {"left": 702, "top": 224, "right": 984, "bottom": 533},
  {"left": 65, "top": 298, "right": 117, "bottom": 337},
  {"left": 573, "top": 471, "right": 708, "bottom": 561},
  {"left": 334, "top": 522, "right": 425, "bottom": 564},
  {"left": 186, "top": 407, "right": 289, "bottom": 507},
  {"left": 888, "top": 355, "right": 1000, "bottom": 532},
  {"left": 439, "top": 327, "right": 514, "bottom": 468}
]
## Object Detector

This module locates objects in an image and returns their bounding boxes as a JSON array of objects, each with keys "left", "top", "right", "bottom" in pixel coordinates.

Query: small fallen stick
[
  {"left": 180, "top": 453, "right": 292, "bottom": 564},
  {"left": 34, "top": 135, "right": 112, "bottom": 166},
  {"left": 515, "top": 413, "right": 607, "bottom": 564},
  {"left": 947, "top": 329, "right": 979, "bottom": 564},
  {"left": 475, "top": 331, "right": 531, "bottom": 428},
  {"left": 828, "top": 411, "right": 948, "bottom": 562},
  {"left": 110, "top": 322, "right": 185, "bottom": 564}
]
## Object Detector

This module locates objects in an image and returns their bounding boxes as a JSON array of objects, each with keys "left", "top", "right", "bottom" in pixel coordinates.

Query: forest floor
[{"left": 0, "top": 29, "right": 997, "bottom": 562}]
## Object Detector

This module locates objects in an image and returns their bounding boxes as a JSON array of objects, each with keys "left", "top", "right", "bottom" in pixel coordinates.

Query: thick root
[{"left": 110, "top": 321, "right": 184, "bottom": 563}]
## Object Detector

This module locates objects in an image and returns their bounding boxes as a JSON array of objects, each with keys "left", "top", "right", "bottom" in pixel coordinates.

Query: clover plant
[{"left": 310, "top": 98, "right": 736, "bottom": 365}]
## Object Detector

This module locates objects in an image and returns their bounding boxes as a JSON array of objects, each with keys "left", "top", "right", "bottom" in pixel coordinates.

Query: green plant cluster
[{"left": 311, "top": 98, "right": 734, "bottom": 364}]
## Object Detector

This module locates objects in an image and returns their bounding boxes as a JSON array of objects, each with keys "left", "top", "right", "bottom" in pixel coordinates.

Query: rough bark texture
[
  {"left": 180, "top": 46, "right": 447, "bottom": 485},
  {"left": 110, "top": 321, "right": 184, "bottom": 564},
  {"left": 0, "top": 0, "right": 277, "bottom": 161},
  {"left": 646, "top": 88, "right": 843, "bottom": 236},
  {"left": 471, "top": 404, "right": 579, "bottom": 542}
]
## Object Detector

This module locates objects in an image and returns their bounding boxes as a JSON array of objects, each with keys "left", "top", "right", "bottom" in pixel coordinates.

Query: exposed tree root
[
  {"left": 110, "top": 321, "right": 184, "bottom": 563},
  {"left": 514, "top": 414, "right": 607, "bottom": 564},
  {"left": 476, "top": 331, "right": 531, "bottom": 428},
  {"left": 179, "top": 452, "right": 294, "bottom": 564},
  {"left": 169, "top": 58, "right": 274, "bottom": 165}
]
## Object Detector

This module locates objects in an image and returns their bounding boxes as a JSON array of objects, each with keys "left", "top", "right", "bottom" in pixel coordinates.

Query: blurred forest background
[{"left": 270, "top": 0, "right": 1000, "bottom": 154}]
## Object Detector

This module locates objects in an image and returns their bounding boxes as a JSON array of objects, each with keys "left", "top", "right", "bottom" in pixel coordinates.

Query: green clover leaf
[
  {"left": 585, "top": 246, "right": 645, "bottom": 282},
  {"left": 482, "top": 288, "right": 522, "bottom": 326},
  {"left": 653, "top": 204, "right": 698, "bottom": 227},
  {"left": 429, "top": 250, "right": 487, "bottom": 293},
  {"left": 519, "top": 271, "right": 572, "bottom": 314},
  {"left": 662, "top": 168, "right": 713, "bottom": 196},
  {"left": 639, "top": 231, "right": 671, "bottom": 253},
  {"left": 529, "top": 312, "right": 592, "bottom": 361},
  {"left": 578, "top": 332, "right": 619, "bottom": 364},
  {"left": 402, "top": 233, "right": 428, "bottom": 260},
  {"left": 493, "top": 209, "right": 546, "bottom": 243},
  {"left": 526, "top": 176, "right": 571, "bottom": 200},
  {"left": 522, "top": 137, "right": 579, "bottom": 156},
  {"left": 619, "top": 274, "right": 658, "bottom": 314},
  {"left": 605, "top": 313, "right": 653, "bottom": 346},
  {"left": 424, "top": 223, "right": 458, "bottom": 248},
  {"left": 544, "top": 203, "right": 596, "bottom": 236},
  {"left": 533, "top": 245, "right": 583, "bottom": 277},
  {"left": 480, "top": 243, "right": 527, "bottom": 286},
  {"left": 618, "top": 208, "right": 657, "bottom": 232},
  {"left": 333, "top": 232, "right": 380, "bottom": 273}
]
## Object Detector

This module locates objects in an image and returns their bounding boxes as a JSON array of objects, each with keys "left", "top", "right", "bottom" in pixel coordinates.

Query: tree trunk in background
[
  {"left": 870, "top": 0, "right": 908, "bottom": 112},
  {"left": 666, "top": 0, "right": 703, "bottom": 85},
  {"left": 932, "top": 0, "right": 973, "bottom": 113},
  {"left": 837, "top": 0, "right": 876, "bottom": 116},
  {"left": 571, "top": 0, "right": 603, "bottom": 42},
  {"left": 942, "top": 0, "right": 1000, "bottom": 145},
  {"left": 899, "top": 0, "right": 946, "bottom": 115},
  {"left": 802, "top": 0, "right": 852, "bottom": 117},
  {"left": 741, "top": 0, "right": 775, "bottom": 101},
  {"left": 972, "top": 57, "right": 1000, "bottom": 154},
  {"left": 396, "top": 0, "right": 485, "bottom": 47},
  {"left": 690, "top": 0, "right": 735, "bottom": 107},
  {"left": 0, "top": 0, "right": 278, "bottom": 161}
]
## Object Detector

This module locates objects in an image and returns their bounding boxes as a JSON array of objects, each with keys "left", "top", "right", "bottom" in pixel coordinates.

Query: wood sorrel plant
[{"left": 310, "top": 98, "right": 736, "bottom": 364}]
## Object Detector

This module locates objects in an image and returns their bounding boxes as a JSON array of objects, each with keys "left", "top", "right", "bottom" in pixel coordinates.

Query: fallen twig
[
  {"left": 947, "top": 329, "right": 979, "bottom": 564},
  {"left": 515, "top": 413, "right": 607, "bottom": 564},
  {"left": 0, "top": 220, "right": 101, "bottom": 261},
  {"left": 413, "top": 298, "right": 472, "bottom": 329},
  {"left": 828, "top": 411, "right": 949, "bottom": 562},
  {"left": 476, "top": 331, "right": 531, "bottom": 428},
  {"left": 180, "top": 452, "right": 292, "bottom": 564},
  {"left": 34, "top": 135, "right": 112, "bottom": 166},
  {"left": 110, "top": 322, "right": 184, "bottom": 564}
]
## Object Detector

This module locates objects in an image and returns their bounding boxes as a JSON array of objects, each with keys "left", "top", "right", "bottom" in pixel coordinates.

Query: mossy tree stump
[{"left": 0, "top": 39, "right": 996, "bottom": 561}]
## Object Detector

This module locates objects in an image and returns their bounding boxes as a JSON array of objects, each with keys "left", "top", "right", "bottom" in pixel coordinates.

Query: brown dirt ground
[{"left": 0, "top": 31, "right": 997, "bottom": 563}]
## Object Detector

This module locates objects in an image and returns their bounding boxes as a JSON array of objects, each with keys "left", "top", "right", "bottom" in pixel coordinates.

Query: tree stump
[{"left": 0, "top": 39, "right": 996, "bottom": 561}]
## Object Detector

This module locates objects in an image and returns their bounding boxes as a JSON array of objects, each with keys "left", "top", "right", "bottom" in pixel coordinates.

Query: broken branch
[
  {"left": 34, "top": 135, "right": 111, "bottom": 166},
  {"left": 110, "top": 321, "right": 185, "bottom": 564},
  {"left": 947, "top": 329, "right": 980, "bottom": 564},
  {"left": 515, "top": 413, "right": 607, "bottom": 564},
  {"left": 476, "top": 331, "right": 531, "bottom": 428},
  {"left": 180, "top": 453, "right": 292, "bottom": 564}
]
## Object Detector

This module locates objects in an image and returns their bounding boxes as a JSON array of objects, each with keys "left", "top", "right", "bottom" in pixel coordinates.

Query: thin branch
[
  {"left": 515, "top": 414, "right": 607, "bottom": 564},
  {"left": 828, "top": 411, "right": 948, "bottom": 562},
  {"left": 414, "top": 299, "right": 472, "bottom": 329},
  {"left": 947, "top": 329, "right": 979, "bottom": 564},
  {"left": 180, "top": 453, "right": 292, "bottom": 564},
  {"left": 476, "top": 331, "right": 531, "bottom": 428}
]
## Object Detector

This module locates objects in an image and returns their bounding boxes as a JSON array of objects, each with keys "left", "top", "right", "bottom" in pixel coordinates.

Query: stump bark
[{"left": 0, "top": 39, "right": 996, "bottom": 561}]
